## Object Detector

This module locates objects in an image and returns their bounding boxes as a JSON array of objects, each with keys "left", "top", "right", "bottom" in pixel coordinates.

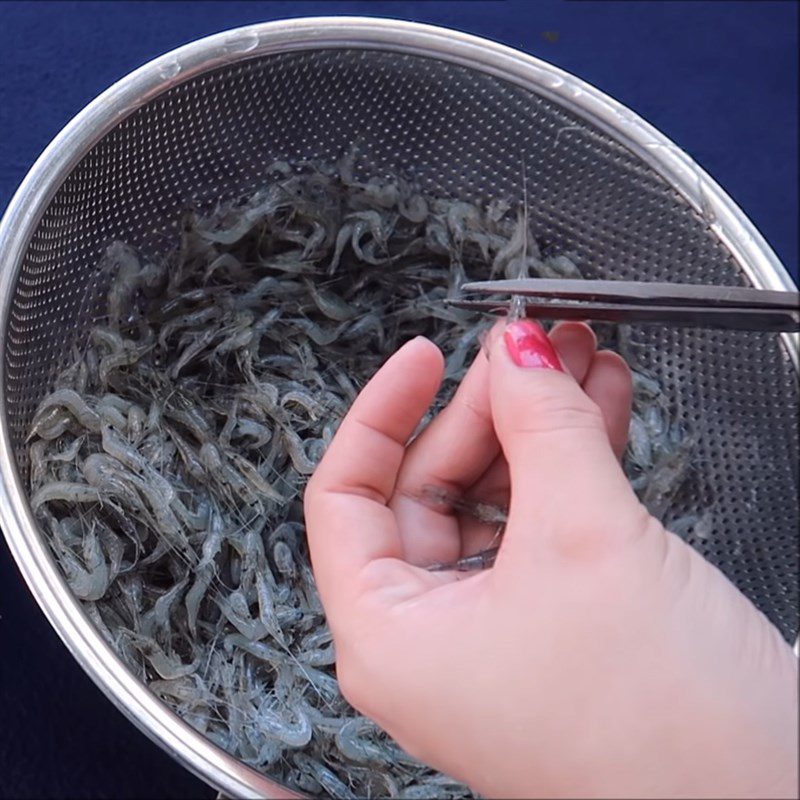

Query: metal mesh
[{"left": 4, "top": 49, "right": 798, "bottom": 641}]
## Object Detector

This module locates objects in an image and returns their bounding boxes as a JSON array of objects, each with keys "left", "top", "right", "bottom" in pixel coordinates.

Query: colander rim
[{"left": 0, "top": 16, "right": 796, "bottom": 799}]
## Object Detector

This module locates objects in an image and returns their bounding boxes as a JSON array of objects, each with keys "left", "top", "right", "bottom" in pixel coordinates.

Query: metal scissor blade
[
  {"left": 460, "top": 279, "right": 800, "bottom": 310},
  {"left": 444, "top": 299, "right": 800, "bottom": 332}
]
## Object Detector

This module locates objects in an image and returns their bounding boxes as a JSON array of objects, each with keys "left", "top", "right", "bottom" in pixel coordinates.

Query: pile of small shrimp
[{"left": 27, "top": 158, "right": 696, "bottom": 798}]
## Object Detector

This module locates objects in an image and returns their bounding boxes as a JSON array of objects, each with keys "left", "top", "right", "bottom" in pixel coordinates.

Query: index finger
[{"left": 303, "top": 337, "right": 444, "bottom": 618}]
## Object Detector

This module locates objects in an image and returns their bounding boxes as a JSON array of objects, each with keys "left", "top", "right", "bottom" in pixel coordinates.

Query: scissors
[{"left": 445, "top": 278, "right": 800, "bottom": 332}]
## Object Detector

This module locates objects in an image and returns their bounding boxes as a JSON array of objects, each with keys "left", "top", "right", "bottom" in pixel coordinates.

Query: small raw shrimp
[
  {"left": 127, "top": 405, "right": 146, "bottom": 441},
  {"left": 632, "top": 369, "right": 662, "bottom": 400},
  {"left": 27, "top": 407, "right": 72, "bottom": 442},
  {"left": 280, "top": 427, "right": 317, "bottom": 475},
  {"left": 230, "top": 453, "right": 284, "bottom": 503},
  {"left": 203, "top": 252, "right": 246, "bottom": 283},
  {"left": 293, "top": 754, "right": 355, "bottom": 800},
  {"left": 342, "top": 312, "right": 386, "bottom": 350},
  {"left": 52, "top": 523, "right": 110, "bottom": 601},
  {"left": 98, "top": 340, "right": 143, "bottom": 386},
  {"left": 642, "top": 441, "right": 693, "bottom": 519},
  {"left": 97, "top": 403, "right": 128, "bottom": 432},
  {"left": 101, "top": 242, "right": 142, "bottom": 317},
  {"left": 272, "top": 540, "right": 297, "bottom": 579},
  {"left": 280, "top": 389, "right": 328, "bottom": 421},
  {"left": 101, "top": 422, "right": 147, "bottom": 473},
  {"left": 214, "top": 310, "right": 255, "bottom": 356},
  {"left": 443, "top": 326, "right": 482, "bottom": 381},
  {"left": 335, "top": 717, "right": 396, "bottom": 765},
  {"left": 223, "top": 634, "right": 285, "bottom": 666},
  {"left": 31, "top": 481, "right": 101, "bottom": 512},
  {"left": 81, "top": 453, "right": 144, "bottom": 511},
  {"left": 417, "top": 484, "right": 508, "bottom": 526},
  {"left": 399, "top": 192, "right": 428, "bottom": 223},
  {"left": 29, "top": 440, "right": 48, "bottom": 485},
  {"left": 303, "top": 279, "right": 357, "bottom": 322},
  {"left": 233, "top": 418, "right": 272, "bottom": 449},
  {"left": 254, "top": 698, "right": 312, "bottom": 748},
  {"left": 349, "top": 210, "right": 389, "bottom": 265},
  {"left": 167, "top": 426, "right": 205, "bottom": 481},
  {"left": 170, "top": 328, "right": 217, "bottom": 378},
  {"left": 217, "top": 590, "right": 267, "bottom": 641},
  {"left": 290, "top": 318, "right": 346, "bottom": 347},
  {"left": 628, "top": 413, "right": 653, "bottom": 469},
  {"left": 140, "top": 578, "right": 189, "bottom": 639},
  {"left": 32, "top": 388, "right": 101, "bottom": 434},
  {"left": 428, "top": 545, "right": 500, "bottom": 573},
  {"left": 149, "top": 675, "right": 210, "bottom": 709},
  {"left": 199, "top": 441, "right": 224, "bottom": 473},
  {"left": 300, "top": 636, "right": 335, "bottom": 667},
  {"left": 124, "top": 632, "right": 200, "bottom": 679},
  {"left": 47, "top": 437, "right": 84, "bottom": 464}
]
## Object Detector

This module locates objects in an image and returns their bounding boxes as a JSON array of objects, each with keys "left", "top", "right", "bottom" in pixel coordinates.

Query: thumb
[{"left": 489, "top": 319, "right": 648, "bottom": 559}]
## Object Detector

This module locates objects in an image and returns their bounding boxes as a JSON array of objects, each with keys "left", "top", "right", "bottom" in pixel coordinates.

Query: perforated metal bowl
[{"left": 0, "top": 17, "right": 797, "bottom": 798}]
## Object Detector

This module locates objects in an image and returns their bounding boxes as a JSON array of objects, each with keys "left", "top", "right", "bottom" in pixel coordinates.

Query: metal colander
[{"left": 0, "top": 18, "right": 797, "bottom": 798}]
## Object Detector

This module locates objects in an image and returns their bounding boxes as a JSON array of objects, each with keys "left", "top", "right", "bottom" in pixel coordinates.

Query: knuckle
[
  {"left": 519, "top": 390, "right": 606, "bottom": 437},
  {"left": 553, "top": 400, "right": 606, "bottom": 433}
]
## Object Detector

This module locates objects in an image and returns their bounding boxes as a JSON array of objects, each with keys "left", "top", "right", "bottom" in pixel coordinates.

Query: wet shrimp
[{"left": 27, "top": 156, "right": 692, "bottom": 799}]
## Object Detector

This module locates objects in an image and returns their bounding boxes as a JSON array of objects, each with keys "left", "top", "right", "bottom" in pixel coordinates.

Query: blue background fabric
[{"left": 0, "top": 2, "right": 796, "bottom": 797}]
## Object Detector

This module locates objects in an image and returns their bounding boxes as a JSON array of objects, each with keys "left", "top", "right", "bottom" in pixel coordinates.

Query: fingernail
[{"left": 504, "top": 320, "right": 563, "bottom": 370}]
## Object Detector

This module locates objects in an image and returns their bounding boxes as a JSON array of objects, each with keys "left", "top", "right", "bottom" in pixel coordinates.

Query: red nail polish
[{"left": 504, "top": 320, "right": 563, "bottom": 370}]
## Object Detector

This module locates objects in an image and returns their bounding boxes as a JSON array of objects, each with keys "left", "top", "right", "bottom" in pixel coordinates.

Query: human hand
[{"left": 304, "top": 320, "right": 799, "bottom": 799}]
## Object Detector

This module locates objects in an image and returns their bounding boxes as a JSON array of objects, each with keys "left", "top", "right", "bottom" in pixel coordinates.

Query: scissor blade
[
  {"left": 444, "top": 299, "right": 800, "bottom": 332},
  {"left": 460, "top": 279, "right": 800, "bottom": 310}
]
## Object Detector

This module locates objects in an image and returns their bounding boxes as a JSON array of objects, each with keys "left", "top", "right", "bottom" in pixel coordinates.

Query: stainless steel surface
[{"left": 0, "top": 16, "right": 797, "bottom": 798}]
